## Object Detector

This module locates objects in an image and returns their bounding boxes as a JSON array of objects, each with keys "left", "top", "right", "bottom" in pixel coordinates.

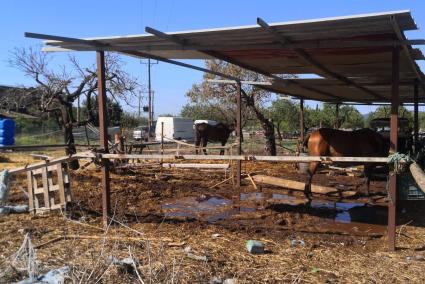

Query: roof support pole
[
  {"left": 96, "top": 51, "right": 111, "bottom": 227},
  {"left": 236, "top": 81, "right": 242, "bottom": 188},
  {"left": 335, "top": 103, "right": 340, "bottom": 129},
  {"left": 414, "top": 80, "right": 419, "bottom": 153},
  {"left": 388, "top": 46, "right": 400, "bottom": 251},
  {"left": 299, "top": 99, "right": 305, "bottom": 150}
]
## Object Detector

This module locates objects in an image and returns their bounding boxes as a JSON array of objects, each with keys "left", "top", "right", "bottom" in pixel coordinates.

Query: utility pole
[
  {"left": 138, "top": 91, "right": 142, "bottom": 120},
  {"left": 142, "top": 58, "right": 158, "bottom": 136}
]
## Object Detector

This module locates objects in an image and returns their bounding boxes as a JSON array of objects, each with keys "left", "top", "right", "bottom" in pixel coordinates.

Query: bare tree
[
  {"left": 186, "top": 60, "right": 277, "bottom": 155},
  {"left": 9, "top": 47, "right": 139, "bottom": 169}
]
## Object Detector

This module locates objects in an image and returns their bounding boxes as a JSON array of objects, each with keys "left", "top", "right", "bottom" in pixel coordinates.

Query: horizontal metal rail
[
  {"left": 7, "top": 152, "right": 397, "bottom": 176},
  {"left": 83, "top": 153, "right": 390, "bottom": 163}
]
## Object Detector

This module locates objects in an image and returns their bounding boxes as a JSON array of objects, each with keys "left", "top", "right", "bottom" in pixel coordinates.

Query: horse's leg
[
  {"left": 305, "top": 162, "right": 319, "bottom": 200},
  {"left": 220, "top": 140, "right": 226, "bottom": 155},
  {"left": 195, "top": 133, "right": 201, "bottom": 155},
  {"left": 364, "top": 164, "right": 373, "bottom": 202},
  {"left": 202, "top": 137, "right": 208, "bottom": 155}
]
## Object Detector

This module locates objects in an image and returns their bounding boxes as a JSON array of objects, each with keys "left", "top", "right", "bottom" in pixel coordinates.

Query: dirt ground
[{"left": 1, "top": 151, "right": 425, "bottom": 283}]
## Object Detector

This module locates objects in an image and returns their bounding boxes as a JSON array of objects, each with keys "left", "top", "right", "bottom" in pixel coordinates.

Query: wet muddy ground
[{"left": 1, "top": 154, "right": 425, "bottom": 283}]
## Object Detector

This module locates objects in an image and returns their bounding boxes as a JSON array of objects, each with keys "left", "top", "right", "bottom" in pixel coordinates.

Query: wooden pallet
[{"left": 27, "top": 163, "right": 71, "bottom": 214}]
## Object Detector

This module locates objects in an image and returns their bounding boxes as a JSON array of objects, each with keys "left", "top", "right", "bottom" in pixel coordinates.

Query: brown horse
[
  {"left": 195, "top": 123, "right": 235, "bottom": 155},
  {"left": 303, "top": 128, "right": 389, "bottom": 199}
]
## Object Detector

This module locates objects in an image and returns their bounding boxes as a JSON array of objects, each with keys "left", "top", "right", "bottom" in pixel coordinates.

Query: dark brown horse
[
  {"left": 303, "top": 128, "right": 389, "bottom": 199},
  {"left": 195, "top": 123, "right": 235, "bottom": 155}
]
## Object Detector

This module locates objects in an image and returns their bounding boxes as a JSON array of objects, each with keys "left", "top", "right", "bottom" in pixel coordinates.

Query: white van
[{"left": 155, "top": 117, "right": 194, "bottom": 142}]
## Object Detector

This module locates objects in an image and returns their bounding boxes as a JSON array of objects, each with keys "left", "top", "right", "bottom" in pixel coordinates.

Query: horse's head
[{"left": 227, "top": 123, "right": 236, "bottom": 133}]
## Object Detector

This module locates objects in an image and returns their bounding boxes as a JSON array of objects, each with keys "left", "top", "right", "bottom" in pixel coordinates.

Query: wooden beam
[
  {"left": 250, "top": 174, "right": 356, "bottom": 197},
  {"left": 257, "top": 17, "right": 386, "bottom": 101},
  {"left": 96, "top": 51, "right": 111, "bottom": 227},
  {"left": 410, "top": 162, "right": 425, "bottom": 194},
  {"left": 9, "top": 155, "right": 78, "bottom": 175}
]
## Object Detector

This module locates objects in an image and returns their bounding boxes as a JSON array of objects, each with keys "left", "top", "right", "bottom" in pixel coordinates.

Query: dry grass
[{"left": 1, "top": 150, "right": 425, "bottom": 283}]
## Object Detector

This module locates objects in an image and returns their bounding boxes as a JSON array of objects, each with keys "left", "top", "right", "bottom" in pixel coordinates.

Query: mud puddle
[
  {"left": 162, "top": 192, "right": 387, "bottom": 235},
  {"left": 161, "top": 195, "right": 254, "bottom": 222}
]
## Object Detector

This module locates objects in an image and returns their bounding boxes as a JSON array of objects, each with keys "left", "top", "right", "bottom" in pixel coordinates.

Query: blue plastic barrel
[{"left": 0, "top": 119, "right": 15, "bottom": 146}]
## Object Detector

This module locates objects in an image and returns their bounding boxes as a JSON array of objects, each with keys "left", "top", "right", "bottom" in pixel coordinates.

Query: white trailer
[{"left": 155, "top": 117, "right": 194, "bottom": 142}]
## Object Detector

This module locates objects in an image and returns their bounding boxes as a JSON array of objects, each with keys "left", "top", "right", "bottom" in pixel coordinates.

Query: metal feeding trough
[{"left": 398, "top": 172, "right": 425, "bottom": 200}]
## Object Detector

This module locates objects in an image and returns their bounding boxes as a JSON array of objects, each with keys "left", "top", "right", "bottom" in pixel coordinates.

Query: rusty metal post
[
  {"left": 414, "top": 80, "right": 419, "bottom": 153},
  {"left": 388, "top": 46, "right": 400, "bottom": 251},
  {"left": 335, "top": 103, "right": 340, "bottom": 129},
  {"left": 96, "top": 51, "right": 111, "bottom": 227},
  {"left": 300, "top": 99, "right": 305, "bottom": 143},
  {"left": 161, "top": 121, "right": 164, "bottom": 154},
  {"left": 236, "top": 81, "right": 242, "bottom": 187}
]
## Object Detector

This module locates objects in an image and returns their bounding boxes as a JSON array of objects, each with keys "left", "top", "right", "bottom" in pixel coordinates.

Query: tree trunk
[
  {"left": 241, "top": 90, "right": 276, "bottom": 156},
  {"left": 276, "top": 122, "right": 283, "bottom": 141},
  {"left": 263, "top": 119, "right": 277, "bottom": 156},
  {"left": 61, "top": 105, "right": 79, "bottom": 170}
]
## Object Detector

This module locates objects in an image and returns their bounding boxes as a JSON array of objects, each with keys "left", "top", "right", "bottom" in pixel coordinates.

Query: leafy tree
[
  {"left": 366, "top": 106, "right": 413, "bottom": 127},
  {"left": 302, "top": 103, "right": 364, "bottom": 129},
  {"left": 339, "top": 106, "right": 364, "bottom": 129},
  {"left": 267, "top": 99, "right": 299, "bottom": 140},
  {"left": 119, "top": 112, "right": 149, "bottom": 130},
  {"left": 81, "top": 96, "right": 123, "bottom": 127},
  {"left": 304, "top": 104, "right": 323, "bottom": 129},
  {"left": 419, "top": 112, "right": 425, "bottom": 130},
  {"left": 181, "top": 103, "right": 229, "bottom": 122}
]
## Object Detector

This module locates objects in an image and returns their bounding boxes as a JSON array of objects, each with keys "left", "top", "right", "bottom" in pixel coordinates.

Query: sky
[{"left": 1, "top": 0, "right": 425, "bottom": 117}]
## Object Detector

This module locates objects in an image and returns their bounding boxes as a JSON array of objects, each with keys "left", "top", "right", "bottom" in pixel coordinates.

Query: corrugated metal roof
[{"left": 39, "top": 10, "right": 424, "bottom": 103}]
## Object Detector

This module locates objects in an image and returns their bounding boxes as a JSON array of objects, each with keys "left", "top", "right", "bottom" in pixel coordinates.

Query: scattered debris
[
  {"left": 0, "top": 205, "right": 28, "bottom": 215},
  {"left": 246, "top": 240, "right": 265, "bottom": 254},
  {"left": 0, "top": 233, "right": 38, "bottom": 283},
  {"left": 212, "top": 233, "right": 221, "bottom": 238},
  {"left": 290, "top": 239, "right": 306, "bottom": 247},
  {"left": 0, "top": 170, "right": 10, "bottom": 205},
  {"left": 108, "top": 256, "right": 139, "bottom": 274},
  {"left": 406, "top": 255, "right": 425, "bottom": 261},
  {"left": 186, "top": 252, "right": 209, "bottom": 262},
  {"left": 16, "top": 266, "right": 70, "bottom": 284},
  {"left": 0, "top": 170, "right": 25, "bottom": 215},
  {"left": 184, "top": 246, "right": 210, "bottom": 261},
  {"left": 167, "top": 241, "right": 186, "bottom": 247},
  {"left": 210, "top": 277, "right": 238, "bottom": 284}
]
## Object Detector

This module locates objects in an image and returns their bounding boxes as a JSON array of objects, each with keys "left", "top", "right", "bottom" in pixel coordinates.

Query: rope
[{"left": 387, "top": 152, "right": 413, "bottom": 174}]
